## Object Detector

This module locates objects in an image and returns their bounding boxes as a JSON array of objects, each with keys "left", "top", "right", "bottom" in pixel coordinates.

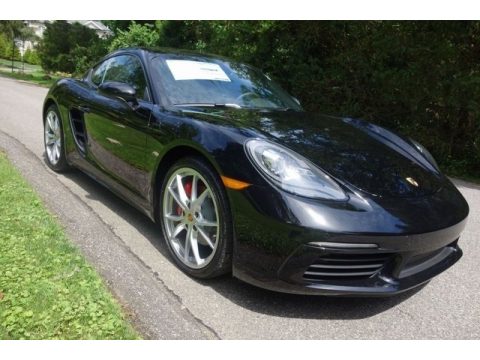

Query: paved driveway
[{"left": 0, "top": 75, "right": 479, "bottom": 339}]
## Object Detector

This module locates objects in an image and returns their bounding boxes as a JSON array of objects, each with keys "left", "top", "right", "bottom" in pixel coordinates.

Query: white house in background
[
  {"left": 22, "top": 20, "right": 112, "bottom": 50},
  {"left": 24, "top": 20, "right": 47, "bottom": 39},
  {"left": 71, "top": 21, "right": 113, "bottom": 39}
]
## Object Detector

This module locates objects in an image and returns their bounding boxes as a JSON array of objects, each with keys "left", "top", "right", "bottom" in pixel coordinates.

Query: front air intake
[{"left": 303, "top": 253, "right": 392, "bottom": 282}]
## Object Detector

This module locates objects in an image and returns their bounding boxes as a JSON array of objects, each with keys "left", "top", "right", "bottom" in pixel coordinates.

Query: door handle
[{"left": 78, "top": 105, "right": 91, "bottom": 113}]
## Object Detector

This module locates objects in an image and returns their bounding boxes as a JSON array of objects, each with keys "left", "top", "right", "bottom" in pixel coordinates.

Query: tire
[
  {"left": 43, "top": 104, "right": 70, "bottom": 172},
  {"left": 159, "top": 156, "right": 233, "bottom": 279}
]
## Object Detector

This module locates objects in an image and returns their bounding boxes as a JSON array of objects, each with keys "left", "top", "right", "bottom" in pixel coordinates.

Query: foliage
[
  {"left": 103, "top": 20, "right": 156, "bottom": 36},
  {"left": 108, "top": 22, "right": 160, "bottom": 52},
  {"left": 6, "top": 20, "right": 480, "bottom": 178},
  {"left": 0, "top": 21, "right": 32, "bottom": 66},
  {"left": 0, "top": 28, "right": 20, "bottom": 61},
  {"left": 0, "top": 33, "right": 8, "bottom": 58},
  {"left": 23, "top": 49, "right": 40, "bottom": 65},
  {"left": 38, "top": 21, "right": 107, "bottom": 74},
  {"left": 151, "top": 21, "right": 480, "bottom": 179},
  {"left": 0, "top": 152, "right": 139, "bottom": 339}
]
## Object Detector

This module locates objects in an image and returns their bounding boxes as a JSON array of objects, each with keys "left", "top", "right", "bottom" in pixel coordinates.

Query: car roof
[{"left": 110, "top": 47, "right": 232, "bottom": 62}]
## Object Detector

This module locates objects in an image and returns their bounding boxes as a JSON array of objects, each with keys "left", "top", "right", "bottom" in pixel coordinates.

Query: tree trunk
[
  {"left": 21, "top": 40, "right": 25, "bottom": 74},
  {"left": 11, "top": 35, "right": 14, "bottom": 73}
]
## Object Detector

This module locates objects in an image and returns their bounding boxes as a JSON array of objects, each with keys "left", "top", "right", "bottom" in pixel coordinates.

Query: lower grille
[{"left": 303, "top": 253, "right": 392, "bottom": 282}]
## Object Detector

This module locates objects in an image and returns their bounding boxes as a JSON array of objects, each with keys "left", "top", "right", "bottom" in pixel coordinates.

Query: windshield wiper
[{"left": 174, "top": 103, "right": 242, "bottom": 109}]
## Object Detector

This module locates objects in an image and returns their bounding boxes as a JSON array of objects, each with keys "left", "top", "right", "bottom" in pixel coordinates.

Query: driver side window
[
  {"left": 103, "top": 55, "right": 150, "bottom": 101},
  {"left": 90, "top": 55, "right": 150, "bottom": 102},
  {"left": 91, "top": 59, "right": 110, "bottom": 86}
]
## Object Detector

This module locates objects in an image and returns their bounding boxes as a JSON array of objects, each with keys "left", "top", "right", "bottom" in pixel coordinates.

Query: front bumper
[
  {"left": 229, "top": 183, "right": 468, "bottom": 296},
  {"left": 234, "top": 236, "right": 462, "bottom": 296},
  {"left": 281, "top": 217, "right": 465, "bottom": 295}
]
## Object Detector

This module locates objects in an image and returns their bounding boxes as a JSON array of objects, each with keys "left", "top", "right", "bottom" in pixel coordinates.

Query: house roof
[
  {"left": 72, "top": 20, "right": 111, "bottom": 32},
  {"left": 25, "top": 20, "right": 112, "bottom": 36}
]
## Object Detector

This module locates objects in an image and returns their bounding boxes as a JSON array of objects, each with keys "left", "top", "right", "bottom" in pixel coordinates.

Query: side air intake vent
[{"left": 69, "top": 108, "right": 87, "bottom": 154}]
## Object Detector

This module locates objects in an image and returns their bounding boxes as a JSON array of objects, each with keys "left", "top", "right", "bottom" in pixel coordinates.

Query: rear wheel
[
  {"left": 44, "top": 104, "right": 69, "bottom": 172},
  {"left": 159, "top": 157, "right": 233, "bottom": 278}
]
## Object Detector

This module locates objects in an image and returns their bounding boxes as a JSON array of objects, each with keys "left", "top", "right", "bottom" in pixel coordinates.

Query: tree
[
  {"left": 38, "top": 21, "right": 107, "bottom": 74},
  {"left": 102, "top": 20, "right": 155, "bottom": 35},
  {"left": 108, "top": 22, "right": 160, "bottom": 52},
  {"left": 0, "top": 21, "right": 25, "bottom": 72},
  {"left": 0, "top": 32, "right": 9, "bottom": 58},
  {"left": 16, "top": 26, "right": 37, "bottom": 73},
  {"left": 152, "top": 20, "right": 480, "bottom": 178}
]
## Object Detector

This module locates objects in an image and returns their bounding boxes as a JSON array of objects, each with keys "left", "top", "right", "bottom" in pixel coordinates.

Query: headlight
[
  {"left": 245, "top": 139, "right": 347, "bottom": 200},
  {"left": 410, "top": 139, "right": 439, "bottom": 171}
]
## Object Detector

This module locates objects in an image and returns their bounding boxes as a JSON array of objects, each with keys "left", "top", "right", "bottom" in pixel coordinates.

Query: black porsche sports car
[{"left": 43, "top": 47, "right": 469, "bottom": 296}]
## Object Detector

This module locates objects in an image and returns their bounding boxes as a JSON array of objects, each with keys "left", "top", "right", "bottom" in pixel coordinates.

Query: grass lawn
[
  {"left": 0, "top": 69, "right": 60, "bottom": 87},
  {"left": 0, "top": 58, "right": 42, "bottom": 73},
  {"left": 0, "top": 57, "right": 61, "bottom": 87},
  {"left": 0, "top": 151, "right": 139, "bottom": 339}
]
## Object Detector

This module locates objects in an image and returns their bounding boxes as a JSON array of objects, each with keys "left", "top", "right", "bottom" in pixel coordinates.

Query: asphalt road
[{"left": 1, "top": 75, "right": 479, "bottom": 339}]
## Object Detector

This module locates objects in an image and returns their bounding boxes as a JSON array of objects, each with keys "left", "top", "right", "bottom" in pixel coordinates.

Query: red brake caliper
[{"left": 176, "top": 179, "right": 192, "bottom": 216}]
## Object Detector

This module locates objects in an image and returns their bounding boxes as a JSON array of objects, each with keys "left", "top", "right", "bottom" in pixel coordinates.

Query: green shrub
[
  {"left": 23, "top": 49, "right": 40, "bottom": 65},
  {"left": 38, "top": 21, "right": 107, "bottom": 75},
  {"left": 108, "top": 22, "right": 160, "bottom": 52}
]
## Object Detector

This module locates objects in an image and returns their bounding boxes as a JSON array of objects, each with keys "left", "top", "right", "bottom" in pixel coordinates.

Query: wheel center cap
[{"left": 187, "top": 213, "right": 194, "bottom": 222}]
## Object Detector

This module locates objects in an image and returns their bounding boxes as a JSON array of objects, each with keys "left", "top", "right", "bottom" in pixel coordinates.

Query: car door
[{"left": 83, "top": 54, "right": 153, "bottom": 199}]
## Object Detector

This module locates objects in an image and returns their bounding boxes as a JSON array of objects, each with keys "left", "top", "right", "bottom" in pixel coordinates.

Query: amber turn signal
[{"left": 221, "top": 176, "right": 251, "bottom": 190}]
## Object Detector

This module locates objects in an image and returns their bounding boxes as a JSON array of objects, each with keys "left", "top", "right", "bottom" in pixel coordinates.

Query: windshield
[{"left": 151, "top": 54, "right": 303, "bottom": 110}]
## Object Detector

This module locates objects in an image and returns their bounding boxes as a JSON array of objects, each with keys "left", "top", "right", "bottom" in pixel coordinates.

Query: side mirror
[{"left": 99, "top": 81, "right": 137, "bottom": 104}]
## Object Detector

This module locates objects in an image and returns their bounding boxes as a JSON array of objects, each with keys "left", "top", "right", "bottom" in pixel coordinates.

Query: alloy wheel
[
  {"left": 162, "top": 168, "right": 220, "bottom": 269},
  {"left": 44, "top": 110, "right": 62, "bottom": 165}
]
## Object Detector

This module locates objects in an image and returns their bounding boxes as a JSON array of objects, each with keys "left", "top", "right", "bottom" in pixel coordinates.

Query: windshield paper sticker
[{"left": 166, "top": 60, "right": 231, "bottom": 82}]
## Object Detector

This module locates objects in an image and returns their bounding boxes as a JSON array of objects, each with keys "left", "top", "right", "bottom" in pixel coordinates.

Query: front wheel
[
  {"left": 44, "top": 104, "right": 70, "bottom": 172},
  {"left": 159, "top": 157, "right": 233, "bottom": 279}
]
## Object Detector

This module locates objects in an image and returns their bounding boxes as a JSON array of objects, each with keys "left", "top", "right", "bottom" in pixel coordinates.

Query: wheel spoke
[
  {"left": 193, "top": 189, "right": 209, "bottom": 207},
  {"left": 197, "top": 226, "right": 215, "bottom": 249},
  {"left": 184, "top": 226, "right": 192, "bottom": 261},
  {"left": 171, "top": 222, "right": 186, "bottom": 239},
  {"left": 197, "top": 219, "right": 217, "bottom": 227},
  {"left": 190, "top": 229, "right": 202, "bottom": 265},
  {"left": 47, "top": 113, "right": 54, "bottom": 131},
  {"left": 54, "top": 144, "right": 60, "bottom": 160},
  {"left": 165, "top": 213, "right": 183, "bottom": 222},
  {"left": 168, "top": 186, "right": 187, "bottom": 211},
  {"left": 53, "top": 115, "right": 59, "bottom": 132},
  {"left": 191, "top": 175, "right": 198, "bottom": 202},
  {"left": 176, "top": 175, "right": 189, "bottom": 207},
  {"left": 46, "top": 136, "right": 55, "bottom": 146}
]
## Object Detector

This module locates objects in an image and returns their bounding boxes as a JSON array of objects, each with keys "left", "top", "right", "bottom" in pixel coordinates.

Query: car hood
[{"left": 181, "top": 108, "right": 444, "bottom": 198}]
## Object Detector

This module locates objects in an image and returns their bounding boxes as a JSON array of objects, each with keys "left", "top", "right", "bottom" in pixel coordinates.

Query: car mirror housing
[{"left": 99, "top": 81, "right": 137, "bottom": 105}]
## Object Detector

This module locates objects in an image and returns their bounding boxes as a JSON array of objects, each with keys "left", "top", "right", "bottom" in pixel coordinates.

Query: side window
[
  {"left": 91, "top": 59, "right": 110, "bottom": 86},
  {"left": 102, "top": 55, "right": 149, "bottom": 101}
]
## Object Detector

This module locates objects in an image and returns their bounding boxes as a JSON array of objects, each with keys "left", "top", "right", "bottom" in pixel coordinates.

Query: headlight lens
[
  {"left": 245, "top": 139, "right": 347, "bottom": 200},
  {"left": 410, "top": 139, "right": 439, "bottom": 171}
]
